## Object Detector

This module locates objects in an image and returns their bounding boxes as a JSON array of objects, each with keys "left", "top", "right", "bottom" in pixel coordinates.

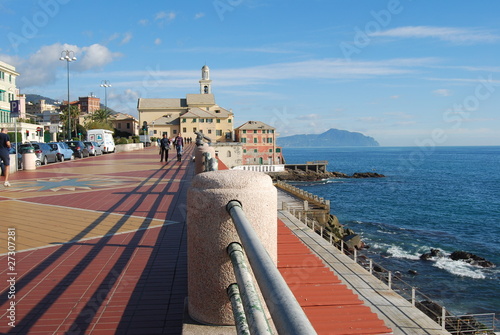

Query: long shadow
[{"left": 0, "top": 147, "right": 194, "bottom": 334}]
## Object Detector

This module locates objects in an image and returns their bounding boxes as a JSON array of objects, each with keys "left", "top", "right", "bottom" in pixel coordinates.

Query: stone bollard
[
  {"left": 187, "top": 170, "right": 277, "bottom": 325},
  {"left": 194, "top": 143, "right": 216, "bottom": 174},
  {"left": 22, "top": 152, "right": 37, "bottom": 170}
]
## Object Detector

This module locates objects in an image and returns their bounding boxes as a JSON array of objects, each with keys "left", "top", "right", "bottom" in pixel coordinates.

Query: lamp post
[
  {"left": 59, "top": 50, "right": 77, "bottom": 140},
  {"left": 100, "top": 80, "right": 111, "bottom": 112}
]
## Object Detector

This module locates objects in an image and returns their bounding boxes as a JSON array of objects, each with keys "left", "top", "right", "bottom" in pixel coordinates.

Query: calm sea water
[{"left": 283, "top": 146, "right": 500, "bottom": 316}]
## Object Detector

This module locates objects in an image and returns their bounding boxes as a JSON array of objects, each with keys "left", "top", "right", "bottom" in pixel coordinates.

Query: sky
[{"left": 1, "top": 0, "right": 500, "bottom": 146}]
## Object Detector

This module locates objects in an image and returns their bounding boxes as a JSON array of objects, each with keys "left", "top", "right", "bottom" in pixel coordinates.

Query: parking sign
[{"left": 10, "top": 100, "right": 20, "bottom": 118}]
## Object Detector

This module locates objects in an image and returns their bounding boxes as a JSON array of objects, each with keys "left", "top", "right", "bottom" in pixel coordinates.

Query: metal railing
[
  {"left": 285, "top": 203, "right": 497, "bottom": 335},
  {"left": 226, "top": 200, "right": 317, "bottom": 335}
]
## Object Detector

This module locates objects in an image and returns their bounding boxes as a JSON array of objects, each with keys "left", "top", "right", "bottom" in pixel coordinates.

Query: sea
[{"left": 282, "top": 146, "right": 500, "bottom": 316}]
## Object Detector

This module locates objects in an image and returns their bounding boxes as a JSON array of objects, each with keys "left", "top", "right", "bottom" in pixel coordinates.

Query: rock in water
[{"left": 450, "top": 251, "right": 495, "bottom": 268}]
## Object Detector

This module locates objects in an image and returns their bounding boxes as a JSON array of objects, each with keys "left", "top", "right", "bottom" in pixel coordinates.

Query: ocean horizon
[{"left": 282, "top": 146, "right": 500, "bottom": 316}]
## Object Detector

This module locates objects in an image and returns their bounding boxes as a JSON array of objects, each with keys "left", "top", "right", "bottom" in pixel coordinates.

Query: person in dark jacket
[
  {"left": 0, "top": 128, "right": 11, "bottom": 187},
  {"left": 173, "top": 133, "right": 184, "bottom": 162},
  {"left": 159, "top": 134, "right": 170, "bottom": 163}
]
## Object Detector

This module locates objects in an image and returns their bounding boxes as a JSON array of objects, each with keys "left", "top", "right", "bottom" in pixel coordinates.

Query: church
[{"left": 137, "top": 65, "right": 234, "bottom": 142}]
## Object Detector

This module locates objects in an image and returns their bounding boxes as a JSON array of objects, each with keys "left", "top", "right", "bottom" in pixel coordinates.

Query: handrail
[
  {"left": 227, "top": 243, "right": 273, "bottom": 335},
  {"left": 226, "top": 200, "right": 317, "bottom": 335}
]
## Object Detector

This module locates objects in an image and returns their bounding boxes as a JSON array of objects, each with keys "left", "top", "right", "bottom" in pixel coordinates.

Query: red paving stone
[{"left": 0, "top": 145, "right": 391, "bottom": 334}]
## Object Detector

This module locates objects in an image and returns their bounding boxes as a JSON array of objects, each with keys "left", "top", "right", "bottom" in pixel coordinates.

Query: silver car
[{"left": 84, "top": 141, "right": 103, "bottom": 156}]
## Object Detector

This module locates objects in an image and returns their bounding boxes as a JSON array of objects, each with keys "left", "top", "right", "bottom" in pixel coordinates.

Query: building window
[
  {"left": 227, "top": 151, "right": 231, "bottom": 158},
  {"left": 253, "top": 138, "right": 257, "bottom": 143},
  {"left": 228, "top": 119, "right": 232, "bottom": 123},
  {"left": 193, "top": 127, "right": 197, "bottom": 132},
  {"left": 192, "top": 118, "right": 197, "bottom": 122},
  {"left": 241, "top": 138, "right": 246, "bottom": 143},
  {"left": 127, "top": 123, "right": 130, "bottom": 129},
  {"left": 243, "top": 149, "right": 246, "bottom": 153},
  {"left": 243, "top": 130, "right": 246, "bottom": 134},
  {"left": 269, "top": 149, "right": 272, "bottom": 152},
  {"left": 183, "top": 127, "right": 187, "bottom": 133},
  {"left": 267, "top": 138, "right": 273, "bottom": 143},
  {"left": 200, "top": 119, "right": 205, "bottom": 123},
  {"left": 118, "top": 123, "right": 122, "bottom": 129},
  {"left": 254, "top": 149, "right": 258, "bottom": 153},
  {"left": 208, "top": 129, "right": 212, "bottom": 134},
  {"left": 173, "top": 129, "right": 177, "bottom": 134},
  {"left": 254, "top": 130, "right": 257, "bottom": 134},
  {"left": 216, "top": 130, "right": 222, "bottom": 136},
  {"left": 182, "top": 118, "right": 186, "bottom": 123}
]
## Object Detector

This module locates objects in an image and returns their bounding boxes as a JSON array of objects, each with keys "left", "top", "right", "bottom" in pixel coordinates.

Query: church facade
[{"left": 137, "top": 65, "right": 234, "bottom": 142}]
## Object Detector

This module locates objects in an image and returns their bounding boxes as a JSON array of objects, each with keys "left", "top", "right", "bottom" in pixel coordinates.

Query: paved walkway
[{"left": 0, "top": 145, "right": 194, "bottom": 334}]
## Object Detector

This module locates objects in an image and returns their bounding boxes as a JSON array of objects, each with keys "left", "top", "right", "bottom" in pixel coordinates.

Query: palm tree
[{"left": 60, "top": 105, "right": 80, "bottom": 139}]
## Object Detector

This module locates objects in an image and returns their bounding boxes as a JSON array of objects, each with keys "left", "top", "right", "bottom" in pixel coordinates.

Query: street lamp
[
  {"left": 59, "top": 50, "right": 77, "bottom": 140},
  {"left": 100, "top": 80, "right": 111, "bottom": 112}
]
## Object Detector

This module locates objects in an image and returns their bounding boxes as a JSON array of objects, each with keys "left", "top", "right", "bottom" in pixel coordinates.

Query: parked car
[
  {"left": 20, "top": 142, "right": 57, "bottom": 165},
  {"left": 65, "top": 141, "right": 90, "bottom": 158},
  {"left": 49, "top": 142, "right": 74, "bottom": 161},
  {"left": 84, "top": 141, "right": 103, "bottom": 156}
]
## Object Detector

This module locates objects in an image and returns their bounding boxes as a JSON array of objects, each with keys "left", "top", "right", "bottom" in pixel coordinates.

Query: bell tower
[{"left": 199, "top": 65, "right": 212, "bottom": 94}]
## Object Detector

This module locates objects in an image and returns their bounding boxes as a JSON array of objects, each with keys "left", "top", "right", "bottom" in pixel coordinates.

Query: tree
[
  {"left": 60, "top": 105, "right": 80, "bottom": 139},
  {"left": 84, "top": 109, "right": 113, "bottom": 130}
]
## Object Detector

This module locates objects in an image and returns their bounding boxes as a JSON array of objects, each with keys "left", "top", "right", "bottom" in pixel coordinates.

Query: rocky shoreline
[{"left": 269, "top": 168, "right": 385, "bottom": 182}]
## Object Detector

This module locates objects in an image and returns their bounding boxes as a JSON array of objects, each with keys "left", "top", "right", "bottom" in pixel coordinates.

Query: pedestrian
[
  {"left": 159, "top": 134, "right": 171, "bottom": 163},
  {"left": 0, "top": 128, "right": 11, "bottom": 187},
  {"left": 173, "top": 133, "right": 184, "bottom": 162}
]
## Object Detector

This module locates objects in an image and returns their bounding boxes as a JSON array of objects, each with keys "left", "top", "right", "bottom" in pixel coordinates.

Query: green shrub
[{"left": 116, "top": 137, "right": 129, "bottom": 144}]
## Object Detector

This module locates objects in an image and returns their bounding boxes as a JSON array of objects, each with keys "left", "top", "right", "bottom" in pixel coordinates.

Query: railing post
[
  {"left": 411, "top": 287, "right": 416, "bottom": 306},
  {"left": 369, "top": 259, "right": 373, "bottom": 274},
  {"left": 388, "top": 271, "right": 392, "bottom": 289},
  {"left": 442, "top": 307, "right": 446, "bottom": 330},
  {"left": 187, "top": 170, "right": 277, "bottom": 325}
]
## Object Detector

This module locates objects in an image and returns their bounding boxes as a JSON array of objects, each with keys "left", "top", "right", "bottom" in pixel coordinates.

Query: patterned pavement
[{"left": 0, "top": 145, "right": 194, "bottom": 334}]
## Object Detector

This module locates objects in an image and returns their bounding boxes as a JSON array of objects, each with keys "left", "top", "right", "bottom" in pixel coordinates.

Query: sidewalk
[{"left": 0, "top": 145, "right": 195, "bottom": 334}]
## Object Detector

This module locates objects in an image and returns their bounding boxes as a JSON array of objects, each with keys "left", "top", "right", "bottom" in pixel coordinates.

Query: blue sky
[{"left": 1, "top": 0, "right": 500, "bottom": 146}]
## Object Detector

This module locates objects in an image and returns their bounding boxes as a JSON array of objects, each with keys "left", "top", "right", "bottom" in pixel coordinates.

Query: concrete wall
[{"left": 114, "top": 143, "right": 144, "bottom": 153}]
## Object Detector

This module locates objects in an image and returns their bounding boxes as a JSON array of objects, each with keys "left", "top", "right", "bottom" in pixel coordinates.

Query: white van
[{"left": 87, "top": 129, "right": 115, "bottom": 153}]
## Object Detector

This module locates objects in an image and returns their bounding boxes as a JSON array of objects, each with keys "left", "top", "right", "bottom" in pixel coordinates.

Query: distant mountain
[
  {"left": 277, "top": 128, "right": 380, "bottom": 147},
  {"left": 25, "top": 94, "right": 59, "bottom": 105},
  {"left": 25, "top": 93, "right": 117, "bottom": 114}
]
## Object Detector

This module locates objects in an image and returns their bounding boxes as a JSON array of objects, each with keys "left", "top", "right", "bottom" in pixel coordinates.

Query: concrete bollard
[
  {"left": 194, "top": 143, "right": 216, "bottom": 174},
  {"left": 22, "top": 152, "right": 37, "bottom": 170},
  {"left": 187, "top": 170, "right": 277, "bottom": 325}
]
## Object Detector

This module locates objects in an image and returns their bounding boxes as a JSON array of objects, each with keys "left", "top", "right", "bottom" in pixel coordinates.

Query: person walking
[
  {"left": 159, "top": 134, "right": 171, "bottom": 163},
  {"left": 173, "top": 133, "right": 184, "bottom": 162},
  {"left": 0, "top": 128, "right": 11, "bottom": 187}
]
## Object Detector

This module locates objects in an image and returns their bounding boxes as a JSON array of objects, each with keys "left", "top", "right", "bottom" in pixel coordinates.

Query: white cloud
[
  {"left": 370, "top": 26, "right": 500, "bottom": 44},
  {"left": 155, "top": 11, "right": 176, "bottom": 25},
  {"left": 154, "top": 38, "right": 162, "bottom": 45},
  {"left": 433, "top": 89, "right": 453, "bottom": 96},
  {"left": 296, "top": 114, "right": 321, "bottom": 120},
  {"left": 195, "top": 12, "right": 205, "bottom": 19},
  {"left": 0, "top": 43, "right": 121, "bottom": 87},
  {"left": 138, "top": 19, "right": 149, "bottom": 26},
  {"left": 121, "top": 33, "right": 133, "bottom": 45}
]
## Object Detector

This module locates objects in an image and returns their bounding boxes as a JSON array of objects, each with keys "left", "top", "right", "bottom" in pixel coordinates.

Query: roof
[
  {"left": 182, "top": 107, "right": 233, "bottom": 119},
  {"left": 186, "top": 94, "right": 215, "bottom": 106},
  {"left": 137, "top": 98, "right": 187, "bottom": 109},
  {"left": 236, "top": 120, "right": 275, "bottom": 130},
  {"left": 152, "top": 115, "right": 180, "bottom": 126}
]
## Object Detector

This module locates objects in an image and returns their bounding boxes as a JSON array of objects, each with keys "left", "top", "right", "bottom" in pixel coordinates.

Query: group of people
[
  {"left": 159, "top": 133, "right": 185, "bottom": 163},
  {"left": 0, "top": 128, "right": 11, "bottom": 187}
]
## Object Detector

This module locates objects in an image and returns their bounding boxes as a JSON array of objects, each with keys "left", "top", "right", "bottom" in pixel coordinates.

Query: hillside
[
  {"left": 25, "top": 94, "right": 117, "bottom": 114},
  {"left": 277, "top": 128, "right": 379, "bottom": 147}
]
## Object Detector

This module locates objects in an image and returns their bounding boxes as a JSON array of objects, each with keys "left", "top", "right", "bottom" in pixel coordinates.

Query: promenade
[
  {"left": 0, "top": 145, "right": 447, "bottom": 334},
  {"left": 0, "top": 145, "right": 194, "bottom": 334}
]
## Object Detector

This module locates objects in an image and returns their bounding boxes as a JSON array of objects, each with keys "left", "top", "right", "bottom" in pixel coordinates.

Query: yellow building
[{"left": 137, "top": 65, "right": 234, "bottom": 141}]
